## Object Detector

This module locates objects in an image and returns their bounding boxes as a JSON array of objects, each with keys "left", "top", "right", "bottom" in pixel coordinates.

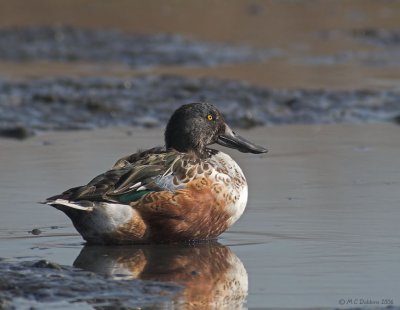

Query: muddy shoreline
[
  {"left": 0, "top": 259, "right": 180, "bottom": 309},
  {"left": 0, "top": 25, "right": 274, "bottom": 68},
  {"left": 1, "top": 75, "right": 400, "bottom": 139}
]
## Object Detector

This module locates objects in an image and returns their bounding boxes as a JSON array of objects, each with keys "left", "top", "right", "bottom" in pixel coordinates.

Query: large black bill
[{"left": 216, "top": 125, "right": 268, "bottom": 154}]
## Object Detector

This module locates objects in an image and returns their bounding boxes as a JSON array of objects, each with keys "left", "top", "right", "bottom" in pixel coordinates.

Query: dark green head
[{"left": 164, "top": 102, "right": 268, "bottom": 158}]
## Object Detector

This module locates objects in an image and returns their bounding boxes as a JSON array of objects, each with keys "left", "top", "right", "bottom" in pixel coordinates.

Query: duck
[{"left": 45, "top": 102, "right": 268, "bottom": 244}]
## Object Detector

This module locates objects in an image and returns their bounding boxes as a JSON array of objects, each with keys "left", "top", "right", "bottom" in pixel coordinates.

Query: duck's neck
[
  {"left": 165, "top": 136, "right": 205, "bottom": 158},
  {"left": 166, "top": 142, "right": 216, "bottom": 159}
]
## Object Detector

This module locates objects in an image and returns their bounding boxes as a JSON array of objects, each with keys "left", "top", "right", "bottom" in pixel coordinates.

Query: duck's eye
[{"left": 207, "top": 114, "right": 213, "bottom": 121}]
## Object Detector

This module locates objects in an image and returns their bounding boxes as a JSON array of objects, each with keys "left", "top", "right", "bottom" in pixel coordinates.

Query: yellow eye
[{"left": 207, "top": 114, "right": 213, "bottom": 121}]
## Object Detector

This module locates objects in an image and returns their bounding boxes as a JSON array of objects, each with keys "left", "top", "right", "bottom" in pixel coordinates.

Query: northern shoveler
[{"left": 45, "top": 102, "right": 268, "bottom": 244}]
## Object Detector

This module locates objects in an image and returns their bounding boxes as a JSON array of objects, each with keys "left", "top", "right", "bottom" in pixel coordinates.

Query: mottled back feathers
[{"left": 49, "top": 147, "right": 215, "bottom": 205}]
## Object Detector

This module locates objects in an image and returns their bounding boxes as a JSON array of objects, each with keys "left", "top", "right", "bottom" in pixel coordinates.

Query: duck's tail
[
  {"left": 45, "top": 198, "right": 94, "bottom": 212},
  {"left": 44, "top": 199, "right": 148, "bottom": 244}
]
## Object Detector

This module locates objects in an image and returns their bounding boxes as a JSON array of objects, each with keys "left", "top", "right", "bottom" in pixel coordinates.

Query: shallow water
[{"left": 1, "top": 125, "right": 399, "bottom": 308}]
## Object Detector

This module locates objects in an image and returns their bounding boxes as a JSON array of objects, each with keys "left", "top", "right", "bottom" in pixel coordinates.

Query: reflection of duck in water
[
  {"left": 74, "top": 242, "right": 248, "bottom": 309},
  {"left": 45, "top": 102, "right": 267, "bottom": 244}
]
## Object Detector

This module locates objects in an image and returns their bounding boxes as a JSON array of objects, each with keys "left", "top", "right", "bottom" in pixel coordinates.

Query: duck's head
[{"left": 165, "top": 102, "right": 268, "bottom": 158}]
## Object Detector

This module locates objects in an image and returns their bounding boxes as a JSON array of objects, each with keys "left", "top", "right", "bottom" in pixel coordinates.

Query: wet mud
[
  {"left": 0, "top": 25, "right": 273, "bottom": 68},
  {"left": 352, "top": 28, "right": 400, "bottom": 47},
  {"left": 1, "top": 75, "right": 400, "bottom": 138},
  {"left": 0, "top": 259, "right": 180, "bottom": 309}
]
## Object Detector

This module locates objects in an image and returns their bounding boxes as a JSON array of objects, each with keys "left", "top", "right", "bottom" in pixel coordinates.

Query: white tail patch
[{"left": 48, "top": 199, "right": 94, "bottom": 211}]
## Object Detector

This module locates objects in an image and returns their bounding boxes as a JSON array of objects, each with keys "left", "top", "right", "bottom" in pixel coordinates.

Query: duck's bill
[{"left": 216, "top": 125, "right": 268, "bottom": 154}]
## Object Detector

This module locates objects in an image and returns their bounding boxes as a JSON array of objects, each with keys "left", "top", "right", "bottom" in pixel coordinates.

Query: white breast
[{"left": 207, "top": 151, "right": 248, "bottom": 227}]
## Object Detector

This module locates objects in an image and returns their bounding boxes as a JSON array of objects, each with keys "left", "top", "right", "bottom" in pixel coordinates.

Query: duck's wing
[{"left": 46, "top": 148, "right": 199, "bottom": 204}]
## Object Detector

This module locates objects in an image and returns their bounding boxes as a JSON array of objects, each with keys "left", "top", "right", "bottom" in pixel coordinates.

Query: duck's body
[
  {"left": 48, "top": 148, "right": 247, "bottom": 244},
  {"left": 46, "top": 103, "right": 267, "bottom": 244}
]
